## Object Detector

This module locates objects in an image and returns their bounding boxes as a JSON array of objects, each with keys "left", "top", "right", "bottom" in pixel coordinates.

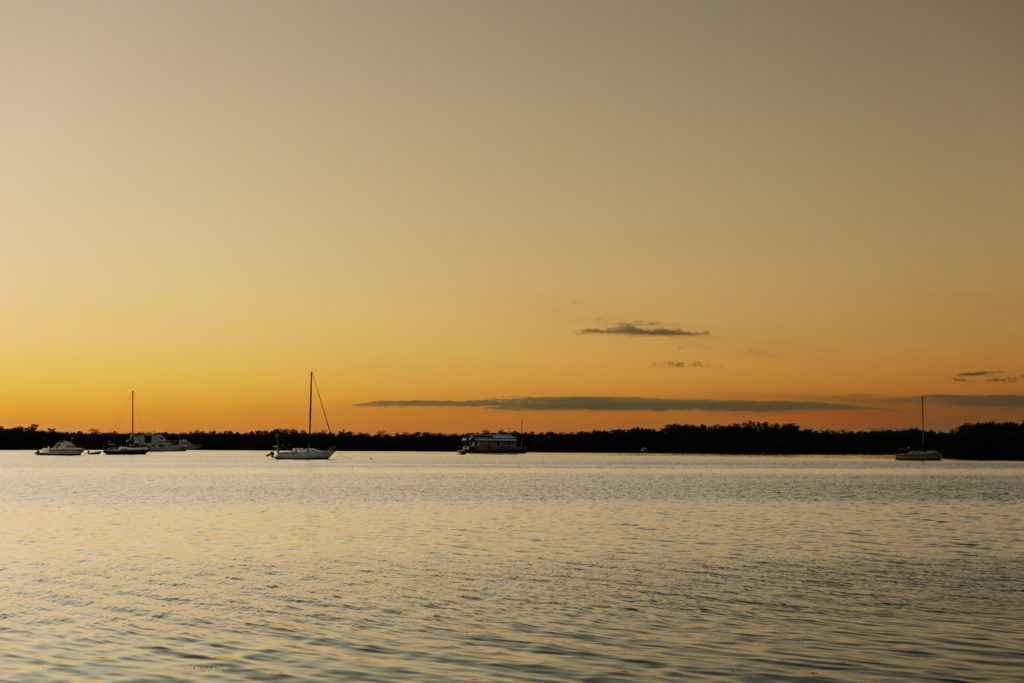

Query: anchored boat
[
  {"left": 104, "top": 390, "right": 149, "bottom": 454},
  {"left": 269, "top": 372, "right": 336, "bottom": 460},
  {"left": 458, "top": 433, "right": 527, "bottom": 454},
  {"left": 895, "top": 396, "right": 941, "bottom": 460},
  {"left": 125, "top": 433, "right": 202, "bottom": 451},
  {"left": 36, "top": 440, "right": 85, "bottom": 456}
]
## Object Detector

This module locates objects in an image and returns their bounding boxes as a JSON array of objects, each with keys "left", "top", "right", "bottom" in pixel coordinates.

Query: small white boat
[
  {"left": 895, "top": 396, "right": 941, "bottom": 460},
  {"left": 458, "top": 433, "right": 527, "bottom": 454},
  {"left": 36, "top": 440, "right": 85, "bottom": 456},
  {"left": 269, "top": 372, "right": 336, "bottom": 460}
]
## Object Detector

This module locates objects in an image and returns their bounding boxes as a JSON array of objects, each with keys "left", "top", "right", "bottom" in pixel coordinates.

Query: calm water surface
[{"left": 2, "top": 452, "right": 1022, "bottom": 681}]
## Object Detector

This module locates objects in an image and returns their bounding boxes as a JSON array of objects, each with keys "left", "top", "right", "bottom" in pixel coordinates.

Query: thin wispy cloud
[
  {"left": 357, "top": 396, "right": 863, "bottom": 412},
  {"left": 953, "top": 370, "right": 1018, "bottom": 384},
  {"left": 579, "top": 323, "right": 709, "bottom": 337},
  {"left": 653, "top": 361, "right": 718, "bottom": 368}
]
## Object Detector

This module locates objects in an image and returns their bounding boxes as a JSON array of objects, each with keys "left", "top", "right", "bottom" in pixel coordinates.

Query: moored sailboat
[
  {"left": 269, "top": 372, "right": 336, "bottom": 460},
  {"left": 104, "top": 391, "right": 149, "bottom": 454},
  {"left": 895, "top": 395, "right": 941, "bottom": 460}
]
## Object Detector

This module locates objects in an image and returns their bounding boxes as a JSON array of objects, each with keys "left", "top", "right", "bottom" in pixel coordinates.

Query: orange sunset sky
[{"left": 3, "top": 1, "right": 1023, "bottom": 436}]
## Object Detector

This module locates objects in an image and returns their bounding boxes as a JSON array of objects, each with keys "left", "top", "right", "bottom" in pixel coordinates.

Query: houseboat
[
  {"left": 126, "top": 433, "right": 202, "bottom": 451},
  {"left": 458, "top": 433, "right": 527, "bottom": 454}
]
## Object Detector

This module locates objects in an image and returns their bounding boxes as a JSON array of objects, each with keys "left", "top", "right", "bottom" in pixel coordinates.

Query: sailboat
[
  {"left": 895, "top": 395, "right": 942, "bottom": 460},
  {"left": 269, "top": 372, "right": 336, "bottom": 460},
  {"left": 104, "top": 390, "right": 149, "bottom": 454}
]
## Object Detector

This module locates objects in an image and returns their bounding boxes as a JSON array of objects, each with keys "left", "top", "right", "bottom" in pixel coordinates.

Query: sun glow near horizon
[{"left": 3, "top": 1, "right": 1023, "bottom": 436}]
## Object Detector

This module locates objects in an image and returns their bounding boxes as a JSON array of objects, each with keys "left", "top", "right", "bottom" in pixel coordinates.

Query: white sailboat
[
  {"left": 269, "top": 372, "right": 336, "bottom": 460},
  {"left": 895, "top": 395, "right": 942, "bottom": 460},
  {"left": 104, "top": 391, "right": 149, "bottom": 454}
]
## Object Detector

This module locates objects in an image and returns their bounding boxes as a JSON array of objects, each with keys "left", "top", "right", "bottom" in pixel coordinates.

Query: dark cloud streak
[
  {"left": 357, "top": 396, "right": 863, "bottom": 412},
  {"left": 654, "top": 361, "right": 718, "bottom": 368},
  {"left": 928, "top": 394, "right": 1024, "bottom": 407},
  {"left": 579, "top": 323, "right": 709, "bottom": 337}
]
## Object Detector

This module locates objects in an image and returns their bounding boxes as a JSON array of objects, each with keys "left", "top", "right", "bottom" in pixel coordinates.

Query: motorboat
[{"left": 36, "top": 440, "right": 85, "bottom": 456}]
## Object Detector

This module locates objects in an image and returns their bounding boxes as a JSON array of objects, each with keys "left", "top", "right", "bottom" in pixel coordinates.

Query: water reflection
[{"left": 1, "top": 452, "right": 1021, "bottom": 681}]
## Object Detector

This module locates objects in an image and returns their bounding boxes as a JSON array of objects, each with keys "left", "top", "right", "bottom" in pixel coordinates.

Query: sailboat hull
[
  {"left": 271, "top": 448, "right": 335, "bottom": 460},
  {"left": 895, "top": 450, "right": 941, "bottom": 460},
  {"left": 270, "top": 372, "right": 335, "bottom": 460}
]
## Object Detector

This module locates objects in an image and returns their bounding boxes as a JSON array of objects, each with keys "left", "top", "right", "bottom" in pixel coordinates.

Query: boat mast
[
  {"left": 920, "top": 395, "right": 925, "bottom": 448},
  {"left": 308, "top": 371, "right": 313, "bottom": 447},
  {"left": 131, "top": 390, "right": 135, "bottom": 437}
]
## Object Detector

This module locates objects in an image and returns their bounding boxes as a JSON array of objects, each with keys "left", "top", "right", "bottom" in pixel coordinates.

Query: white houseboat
[
  {"left": 458, "top": 433, "right": 527, "bottom": 454},
  {"left": 126, "top": 433, "right": 202, "bottom": 451}
]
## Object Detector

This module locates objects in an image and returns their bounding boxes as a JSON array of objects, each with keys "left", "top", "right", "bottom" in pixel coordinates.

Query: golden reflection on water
[{"left": 1, "top": 452, "right": 1022, "bottom": 681}]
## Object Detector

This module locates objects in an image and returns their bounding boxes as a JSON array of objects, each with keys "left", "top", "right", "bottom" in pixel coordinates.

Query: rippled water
[{"left": 2, "top": 452, "right": 1022, "bottom": 681}]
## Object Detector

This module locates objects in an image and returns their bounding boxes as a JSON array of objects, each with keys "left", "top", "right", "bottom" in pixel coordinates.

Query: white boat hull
[
  {"left": 895, "top": 450, "right": 942, "bottom": 460},
  {"left": 271, "top": 447, "right": 335, "bottom": 460}
]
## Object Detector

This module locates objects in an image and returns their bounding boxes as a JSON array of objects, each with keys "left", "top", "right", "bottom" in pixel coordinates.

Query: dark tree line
[{"left": 2, "top": 420, "right": 1022, "bottom": 459}]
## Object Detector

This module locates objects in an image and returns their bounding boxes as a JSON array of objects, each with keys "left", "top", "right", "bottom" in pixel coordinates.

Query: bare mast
[{"left": 920, "top": 395, "right": 925, "bottom": 448}]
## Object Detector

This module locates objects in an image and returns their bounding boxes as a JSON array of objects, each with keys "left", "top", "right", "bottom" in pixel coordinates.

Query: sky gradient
[{"left": 3, "top": 0, "right": 1023, "bottom": 435}]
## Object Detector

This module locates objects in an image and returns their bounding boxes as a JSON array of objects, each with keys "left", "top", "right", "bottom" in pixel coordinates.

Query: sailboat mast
[
  {"left": 131, "top": 390, "right": 135, "bottom": 437},
  {"left": 920, "top": 395, "right": 925, "bottom": 447},
  {"left": 308, "top": 371, "right": 313, "bottom": 447}
]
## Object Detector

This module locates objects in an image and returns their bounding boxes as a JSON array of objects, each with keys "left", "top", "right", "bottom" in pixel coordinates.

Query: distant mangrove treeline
[{"left": 2, "top": 420, "right": 1023, "bottom": 459}]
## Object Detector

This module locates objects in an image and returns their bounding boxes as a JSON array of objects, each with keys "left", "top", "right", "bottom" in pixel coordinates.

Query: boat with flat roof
[
  {"left": 458, "top": 433, "right": 527, "bottom": 454},
  {"left": 125, "top": 433, "right": 202, "bottom": 451}
]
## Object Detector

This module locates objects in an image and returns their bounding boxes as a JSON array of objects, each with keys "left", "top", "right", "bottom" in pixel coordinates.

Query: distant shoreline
[{"left": 4, "top": 421, "right": 1022, "bottom": 459}]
